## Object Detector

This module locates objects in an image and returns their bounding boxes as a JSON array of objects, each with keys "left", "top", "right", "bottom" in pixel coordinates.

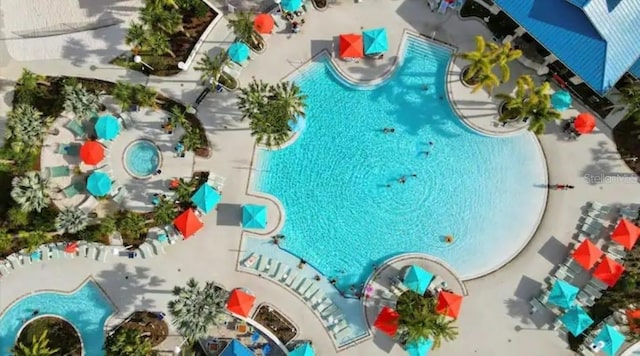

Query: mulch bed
[
  {"left": 119, "top": 311, "right": 169, "bottom": 346},
  {"left": 253, "top": 305, "right": 297, "bottom": 344},
  {"left": 18, "top": 316, "right": 82, "bottom": 355},
  {"left": 613, "top": 119, "right": 640, "bottom": 175}
]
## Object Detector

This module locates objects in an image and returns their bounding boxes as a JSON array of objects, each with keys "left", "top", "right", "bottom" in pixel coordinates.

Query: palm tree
[
  {"left": 113, "top": 81, "right": 134, "bottom": 110},
  {"left": 116, "top": 211, "right": 147, "bottom": 242},
  {"left": 195, "top": 52, "right": 232, "bottom": 85},
  {"left": 458, "top": 36, "right": 493, "bottom": 85},
  {"left": 55, "top": 207, "right": 89, "bottom": 234},
  {"left": 5, "top": 104, "right": 51, "bottom": 153},
  {"left": 133, "top": 84, "right": 159, "bottom": 108},
  {"left": 153, "top": 197, "right": 178, "bottom": 225},
  {"left": 610, "top": 82, "right": 640, "bottom": 123},
  {"left": 174, "top": 178, "right": 196, "bottom": 204},
  {"left": 140, "top": 5, "right": 183, "bottom": 35},
  {"left": 527, "top": 98, "right": 562, "bottom": 135},
  {"left": 181, "top": 127, "right": 205, "bottom": 151},
  {"left": 469, "top": 69, "right": 500, "bottom": 95},
  {"left": 146, "top": 31, "right": 175, "bottom": 57},
  {"left": 169, "top": 105, "right": 191, "bottom": 131},
  {"left": 12, "top": 330, "right": 60, "bottom": 356},
  {"left": 488, "top": 41, "right": 522, "bottom": 83},
  {"left": 237, "top": 79, "right": 269, "bottom": 121},
  {"left": 105, "top": 328, "right": 152, "bottom": 356},
  {"left": 495, "top": 75, "right": 534, "bottom": 122},
  {"left": 270, "top": 81, "right": 307, "bottom": 119},
  {"left": 126, "top": 22, "right": 148, "bottom": 53},
  {"left": 19, "top": 230, "right": 51, "bottom": 253},
  {"left": 11, "top": 171, "right": 50, "bottom": 213},
  {"left": 62, "top": 83, "right": 101, "bottom": 119},
  {"left": 168, "top": 278, "right": 229, "bottom": 343},
  {"left": 396, "top": 291, "right": 459, "bottom": 347},
  {"left": 249, "top": 106, "right": 291, "bottom": 147},
  {"left": 227, "top": 12, "right": 263, "bottom": 50}
]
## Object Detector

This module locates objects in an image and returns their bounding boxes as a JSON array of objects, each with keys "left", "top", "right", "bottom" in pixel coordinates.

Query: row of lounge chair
[
  {"left": 64, "top": 114, "right": 135, "bottom": 139},
  {"left": 242, "top": 254, "right": 353, "bottom": 343}
]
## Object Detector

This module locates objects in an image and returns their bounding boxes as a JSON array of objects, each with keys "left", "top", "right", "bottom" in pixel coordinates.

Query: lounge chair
[
  {"left": 577, "top": 290, "right": 595, "bottom": 306},
  {"left": 86, "top": 245, "right": 98, "bottom": 259},
  {"left": 97, "top": 246, "right": 109, "bottom": 262},
  {"left": 275, "top": 265, "right": 289, "bottom": 281},
  {"left": 620, "top": 207, "right": 639, "bottom": 220},
  {"left": 7, "top": 254, "right": 23, "bottom": 269},
  {"left": 584, "top": 283, "right": 603, "bottom": 297},
  {"left": 151, "top": 240, "right": 166, "bottom": 255},
  {"left": 261, "top": 258, "right": 273, "bottom": 273},
  {"left": 63, "top": 182, "right": 84, "bottom": 198},
  {"left": 332, "top": 319, "right": 349, "bottom": 334},
  {"left": 243, "top": 254, "right": 258, "bottom": 268},
  {"left": 78, "top": 196, "right": 99, "bottom": 214},
  {"left": 285, "top": 274, "right": 299, "bottom": 287},
  {"left": 39, "top": 246, "right": 50, "bottom": 261},
  {"left": 316, "top": 299, "right": 333, "bottom": 313},
  {"left": 44, "top": 166, "right": 71, "bottom": 178},
  {"left": 222, "top": 63, "right": 242, "bottom": 79},
  {"left": 581, "top": 223, "right": 602, "bottom": 237},
  {"left": 304, "top": 284, "right": 320, "bottom": 300},
  {"left": 529, "top": 297, "right": 547, "bottom": 314},
  {"left": 99, "top": 139, "right": 112, "bottom": 148},
  {"left": 295, "top": 279, "right": 312, "bottom": 294},
  {"left": 564, "top": 258, "right": 584, "bottom": 273},
  {"left": 112, "top": 187, "right": 128, "bottom": 204},
  {"left": 56, "top": 143, "right": 81, "bottom": 156},
  {"left": 118, "top": 112, "right": 135, "bottom": 129},
  {"left": 321, "top": 305, "right": 338, "bottom": 318},
  {"left": 0, "top": 261, "right": 11, "bottom": 276},
  {"left": 587, "top": 209, "right": 609, "bottom": 221},
  {"left": 139, "top": 242, "right": 154, "bottom": 258},
  {"left": 589, "top": 201, "right": 611, "bottom": 214},
  {"left": 269, "top": 261, "right": 282, "bottom": 278},
  {"left": 65, "top": 119, "right": 86, "bottom": 138},
  {"left": 256, "top": 256, "right": 267, "bottom": 271}
]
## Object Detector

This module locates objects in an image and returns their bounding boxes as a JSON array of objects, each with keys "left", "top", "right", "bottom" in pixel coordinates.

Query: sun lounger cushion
[{"left": 65, "top": 120, "right": 86, "bottom": 138}]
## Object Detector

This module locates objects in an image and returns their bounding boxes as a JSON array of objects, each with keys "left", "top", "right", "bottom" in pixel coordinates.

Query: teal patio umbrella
[
  {"left": 228, "top": 42, "right": 250, "bottom": 63},
  {"left": 281, "top": 0, "right": 303, "bottom": 12},
  {"left": 551, "top": 90, "right": 572, "bottom": 111},
  {"left": 87, "top": 171, "right": 112, "bottom": 197},
  {"left": 548, "top": 279, "right": 579, "bottom": 309},
  {"left": 242, "top": 204, "right": 267, "bottom": 229},
  {"left": 560, "top": 305, "right": 594, "bottom": 336},
  {"left": 593, "top": 325, "right": 625, "bottom": 356},
  {"left": 190, "top": 183, "right": 221, "bottom": 213},
  {"left": 94, "top": 114, "right": 120, "bottom": 140},
  {"left": 363, "top": 28, "right": 389, "bottom": 55},
  {"left": 289, "top": 342, "right": 314, "bottom": 356},
  {"left": 403, "top": 265, "right": 434, "bottom": 295},
  {"left": 220, "top": 339, "right": 253, "bottom": 356},
  {"left": 405, "top": 338, "right": 434, "bottom": 356}
]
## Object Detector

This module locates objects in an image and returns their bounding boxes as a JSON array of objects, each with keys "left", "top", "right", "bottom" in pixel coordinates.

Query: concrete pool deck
[{"left": 2, "top": 0, "right": 640, "bottom": 355}]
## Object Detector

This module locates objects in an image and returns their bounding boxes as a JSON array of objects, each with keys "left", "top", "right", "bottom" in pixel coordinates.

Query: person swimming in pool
[{"left": 444, "top": 235, "right": 454, "bottom": 243}]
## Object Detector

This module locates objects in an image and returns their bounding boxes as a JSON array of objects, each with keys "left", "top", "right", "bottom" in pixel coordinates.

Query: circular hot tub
[{"left": 123, "top": 140, "right": 161, "bottom": 179}]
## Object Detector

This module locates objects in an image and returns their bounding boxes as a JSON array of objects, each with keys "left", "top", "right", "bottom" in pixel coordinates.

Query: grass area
[
  {"left": 17, "top": 317, "right": 82, "bottom": 355},
  {"left": 613, "top": 119, "right": 640, "bottom": 175}
]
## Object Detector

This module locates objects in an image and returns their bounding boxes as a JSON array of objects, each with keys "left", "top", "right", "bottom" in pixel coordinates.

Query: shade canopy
[
  {"left": 362, "top": 28, "right": 389, "bottom": 55},
  {"left": 228, "top": 42, "right": 250, "bottom": 63},
  {"left": 560, "top": 305, "right": 594, "bottom": 336},
  {"left": 611, "top": 218, "right": 640, "bottom": 250},
  {"left": 191, "top": 183, "right": 221, "bottom": 214},
  {"left": 87, "top": 171, "right": 112, "bottom": 197},
  {"left": 435, "top": 291, "right": 463, "bottom": 319},
  {"left": 405, "top": 338, "right": 434, "bottom": 356},
  {"left": 574, "top": 112, "right": 596, "bottom": 134},
  {"left": 94, "top": 114, "right": 120, "bottom": 140},
  {"left": 281, "top": 0, "right": 303, "bottom": 12},
  {"left": 548, "top": 280, "right": 579, "bottom": 309},
  {"left": 226, "top": 289, "right": 256, "bottom": 317},
  {"left": 594, "top": 325, "right": 625, "bottom": 356},
  {"left": 339, "top": 34, "right": 364, "bottom": 59},
  {"left": 373, "top": 306, "right": 400, "bottom": 337},
  {"left": 242, "top": 205, "right": 267, "bottom": 229},
  {"left": 220, "top": 339, "right": 254, "bottom": 356},
  {"left": 64, "top": 242, "right": 78, "bottom": 253},
  {"left": 551, "top": 90, "right": 572, "bottom": 111},
  {"left": 288, "top": 342, "right": 315, "bottom": 356},
  {"left": 627, "top": 309, "right": 640, "bottom": 333},
  {"left": 593, "top": 256, "right": 625, "bottom": 287},
  {"left": 571, "top": 239, "right": 603, "bottom": 270},
  {"left": 173, "top": 209, "right": 204, "bottom": 239},
  {"left": 403, "top": 265, "right": 434, "bottom": 295},
  {"left": 79, "top": 141, "right": 105, "bottom": 165},
  {"left": 254, "top": 13, "right": 274, "bottom": 34}
]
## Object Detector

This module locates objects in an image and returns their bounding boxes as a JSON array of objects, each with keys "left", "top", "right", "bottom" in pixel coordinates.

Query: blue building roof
[
  {"left": 495, "top": 0, "right": 640, "bottom": 94},
  {"left": 220, "top": 339, "right": 254, "bottom": 356},
  {"left": 630, "top": 57, "right": 640, "bottom": 78}
]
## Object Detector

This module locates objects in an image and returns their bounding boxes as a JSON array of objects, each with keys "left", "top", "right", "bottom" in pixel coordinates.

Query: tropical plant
[
  {"left": 488, "top": 41, "right": 522, "bottom": 83},
  {"left": 610, "top": 82, "right": 640, "bottom": 124},
  {"left": 495, "top": 77, "right": 560, "bottom": 134},
  {"left": 140, "top": 3, "right": 183, "bottom": 35},
  {"left": 134, "top": 84, "right": 159, "bottom": 108},
  {"left": 168, "top": 278, "right": 229, "bottom": 342},
  {"left": 126, "top": 22, "right": 148, "bottom": 53},
  {"left": 495, "top": 75, "right": 535, "bottom": 122},
  {"left": 174, "top": 178, "right": 196, "bottom": 203},
  {"left": 227, "top": 12, "right": 263, "bottom": 49},
  {"left": 396, "top": 291, "right": 459, "bottom": 348},
  {"left": 194, "top": 52, "right": 230, "bottom": 86},
  {"left": 237, "top": 80, "right": 269, "bottom": 120},
  {"left": 181, "top": 127, "right": 205, "bottom": 151},
  {"left": 112, "top": 81, "right": 135, "bottom": 109},
  {"left": 62, "top": 83, "right": 101, "bottom": 119},
  {"left": 11, "top": 171, "right": 50, "bottom": 213},
  {"left": 168, "top": 105, "right": 191, "bottom": 131},
  {"left": 15, "top": 69, "right": 46, "bottom": 105},
  {"left": 146, "top": 31, "right": 176, "bottom": 57},
  {"left": 458, "top": 36, "right": 492, "bottom": 84},
  {"left": 116, "top": 211, "right": 147, "bottom": 241},
  {"left": 7, "top": 206, "right": 29, "bottom": 228},
  {"left": 19, "top": 230, "right": 50, "bottom": 253},
  {"left": 55, "top": 208, "right": 89, "bottom": 234},
  {"left": 271, "top": 81, "right": 308, "bottom": 119},
  {"left": 105, "top": 328, "right": 152, "bottom": 356},
  {"left": 153, "top": 197, "right": 178, "bottom": 225},
  {"left": 12, "top": 330, "right": 60, "bottom": 356},
  {"left": 458, "top": 36, "right": 521, "bottom": 92},
  {"left": 5, "top": 104, "right": 51, "bottom": 153},
  {"left": 527, "top": 98, "right": 562, "bottom": 135},
  {"left": 0, "top": 229, "right": 14, "bottom": 252},
  {"left": 112, "top": 82, "right": 159, "bottom": 109}
]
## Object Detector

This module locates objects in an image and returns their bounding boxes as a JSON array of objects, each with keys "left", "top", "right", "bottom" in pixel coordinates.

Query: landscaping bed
[
  {"left": 253, "top": 304, "right": 297, "bottom": 344},
  {"left": 17, "top": 316, "right": 82, "bottom": 355},
  {"left": 118, "top": 311, "right": 169, "bottom": 346},
  {"left": 459, "top": 0, "right": 491, "bottom": 20},
  {"left": 613, "top": 119, "right": 640, "bottom": 175}
]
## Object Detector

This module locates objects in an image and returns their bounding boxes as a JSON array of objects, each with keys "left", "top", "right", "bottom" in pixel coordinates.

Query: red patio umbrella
[
  {"left": 571, "top": 239, "right": 603, "bottom": 270},
  {"left": 339, "top": 34, "right": 364, "bottom": 59},
  {"left": 64, "top": 241, "right": 78, "bottom": 253},
  {"left": 226, "top": 289, "right": 256, "bottom": 317},
  {"left": 627, "top": 309, "right": 640, "bottom": 333},
  {"left": 254, "top": 14, "right": 274, "bottom": 34},
  {"left": 436, "top": 291, "right": 463, "bottom": 319},
  {"left": 79, "top": 141, "right": 105, "bottom": 165},
  {"left": 611, "top": 218, "right": 640, "bottom": 250},
  {"left": 373, "top": 306, "right": 399, "bottom": 337},
  {"left": 173, "top": 208, "right": 203, "bottom": 239},
  {"left": 593, "top": 256, "right": 625, "bottom": 287},
  {"left": 574, "top": 113, "right": 596, "bottom": 134}
]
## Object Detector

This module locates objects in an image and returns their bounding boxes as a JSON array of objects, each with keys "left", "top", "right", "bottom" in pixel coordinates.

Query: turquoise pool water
[
  {"left": 125, "top": 140, "right": 160, "bottom": 178},
  {"left": 0, "top": 281, "right": 115, "bottom": 355},
  {"left": 254, "top": 37, "right": 547, "bottom": 288}
]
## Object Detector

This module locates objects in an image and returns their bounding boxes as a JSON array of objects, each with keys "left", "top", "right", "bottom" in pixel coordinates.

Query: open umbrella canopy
[
  {"left": 228, "top": 42, "right": 250, "bottom": 63},
  {"left": 87, "top": 171, "right": 112, "bottom": 197},
  {"left": 551, "top": 90, "right": 572, "bottom": 111},
  {"left": 226, "top": 289, "right": 256, "bottom": 317},
  {"left": 362, "top": 28, "right": 389, "bottom": 55},
  {"left": 594, "top": 325, "right": 625, "bottom": 356},
  {"left": 548, "top": 280, "right": 579, "bottom": 309},
  {"left": 288, "top": 342, "right": 315, "bottom": 356},
  {"left": 560, "top": 305, "right": 594, "bottom": 336},
  {"left": 339, "top": 34, "right": 364, "bottom": 59},
  {"left": 173, "top": 208, "right": 203, "bottom": 239},
  {"left": 574, "top": 112, "right": 596, "bottom": 134},
  {"left": 435, "top": 291, "right": 463, "bottom": 319},
  {"left": 405, "top": 338, "right": 434, "bottom": 356},
  {"left": 593, "top": 256, "right": 625, "bottom": 287},
  {"left": 64, "top": 242, "right": 78, "bottom": 253},
  {"left": 572, "top": 239, "right": 603, "bottom": 270},
  {"left": 220, "top": 339, "right": 253, "bottom": 356},
  {"left": 403, "top": 265, "right": 434, "bottom": 295},
  {"left": 373, "top": 306, "right": 400, "bottom": 337},
  {"left": 611, "top": 218, "right": 640, "bottom": 250},
  {"left": 94, "top": 114, "right": 120, "bottom": 140},
  {"left": 79, "top": 140, "right": 105, "bottom": 165},
  {"left": 281, "top": 0, "right": 303, "bottom": 12},
  {"left": 242, "top": 205, "right": 267, "bottom": 229},
  {"left": 191, "top": 183, "right": 221, "bottom": 213},
  {"left": 254, "top": 13, "right": 274, "bottom": 34}
]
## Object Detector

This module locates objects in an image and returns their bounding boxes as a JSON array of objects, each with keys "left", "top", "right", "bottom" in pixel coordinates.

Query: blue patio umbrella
[
  {"left": 228, "top": 42, "right": 250, "bottom": 63},
  {"left": 220, "top": 339, "right": 253, "bottom": 356},
  {"left": 560, "top": 305, "right": 594, "bottom": 336},
  {"left": 250, "top": 331, "right": 260, "bottom": 344},
  {"left": 405, "top": 338, "right": 434, "bottom": 356},
  {"left": 263, "top": 344, "right": 271, "bottom": 355},
  {"left": 281, "top": 0, "right": 303, "bottom": 12},
  {"left": 242, "top": 204, "right": 267, "bottom": 229},
  {"left": 548, "top": 279, "right": 579, "bottom": 309},
  {"left": 190, "top": 183, "right": 221, "bottom": 214},
  {"left": 362, "top": 28, "right": 389, "bottom": 55},
  {"left": 594, "top": 325, "right": 625, "bottom": 356},
  {"left": 551, "top": 90, "right": 572, "bottom": 111},
  {"left": 289, "top": 342, "right": 314, "bottom": 356},
  {"left": 403, "top": 265, "right": 434, "bottom": 295},
  {"left": 94, "top": 114, "right": 120, "bottom": 140},
  {"left": 87, "top": 171, "right": 112, "bottom": 197}
]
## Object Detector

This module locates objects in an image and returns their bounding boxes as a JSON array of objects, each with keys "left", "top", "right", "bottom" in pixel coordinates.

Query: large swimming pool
[
  {"left": 0, "top": 281, "right": 115, "bottom": 355},
  {"left": 254, "top": 36, "right": 546, "bottom": 288}
]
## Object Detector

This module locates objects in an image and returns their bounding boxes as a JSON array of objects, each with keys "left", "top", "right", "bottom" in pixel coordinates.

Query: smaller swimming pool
[
  {"left": 0, "top": 280, "right": 115, "bottom": 355},
  {"left": 124, "top": 140, "right": 161, "bottom": 178}
]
